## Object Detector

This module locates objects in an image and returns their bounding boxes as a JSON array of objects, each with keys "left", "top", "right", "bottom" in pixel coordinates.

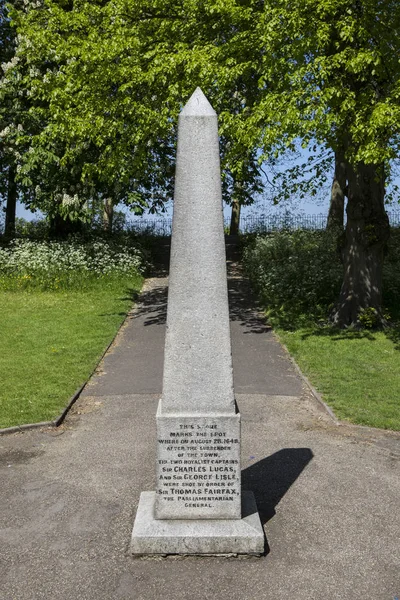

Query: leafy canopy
[{"left": 5, "top": 0, "right": 400, "bottom": 217}]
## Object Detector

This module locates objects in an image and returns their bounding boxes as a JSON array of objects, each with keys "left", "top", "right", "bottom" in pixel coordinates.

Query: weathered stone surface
[
  {"left": 130, "top": 491, "right": 265, "bottom": 555},
  {"left": 156, "top": 412, "right": 241, "bottom": 519},
  {"left": 131, "top": 88, "right": 264, "bottom": 554},
  {"left": 161, "top": 87, "right": 235, "bottom": 416}
]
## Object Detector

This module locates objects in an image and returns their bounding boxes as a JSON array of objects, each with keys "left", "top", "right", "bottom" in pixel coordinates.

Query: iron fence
[
  {"left": 239, "top": 213, "right": 328, "bottom": 233},
  {"left": 127, "top": 211, "right": 400, "bottom": 235},
  {"left": 2, "top": 211, "right": 399, "bottom": 237},
  {"left": 127, "top": 218, "right": 173, "bottom": 236}
]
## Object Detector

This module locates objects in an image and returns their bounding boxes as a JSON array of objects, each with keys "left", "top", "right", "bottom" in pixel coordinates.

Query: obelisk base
[
  {"left": 130, "top": 491, "right": 265, "bottom": 556},
  {"left": 156, "top": 409, "right": 241, "bottom": 520}
]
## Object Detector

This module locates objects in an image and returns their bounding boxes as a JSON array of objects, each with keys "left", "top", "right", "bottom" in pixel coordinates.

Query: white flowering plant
[{"left": 0, "top": 237, "right": 148, "bottom": 291}]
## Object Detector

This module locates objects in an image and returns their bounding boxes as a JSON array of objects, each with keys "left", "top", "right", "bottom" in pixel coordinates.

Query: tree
[
  {"left": 327, "top": 151, "right": 347, "bottom": 231},
  {"left": 0, "top": 0, "right": 20, "bottom": 237},
  {"left": 281, "top": 2, "right": 398, "bottom": 325},
  {"left": 191, "top": 0, "right": 400, "bottom": 326},
  {"left": 8, "top": 0, "right": 181, "bottom": 225},
  {"left": 9, "top": 0, "right": 400, "bottom": 328},
  {"left": 9, "top": 0, "right": 267, "bottom": 230},
  {"left": 222, "top": 150, "right": 263, "bottom": 235},
  {"left": 1, "top": 0, "right": 83, "bottom": 238}
]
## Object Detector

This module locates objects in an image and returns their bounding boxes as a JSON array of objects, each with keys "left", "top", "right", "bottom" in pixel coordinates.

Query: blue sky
[
  {"left": 15, "top": 150, "right": 332, "bottom": 222},
  {"left": 14, "top": 142, "right": 399, "bottom": 223},
  {"left": 16, "top": 192, "right": 330, "bottom": 222}
]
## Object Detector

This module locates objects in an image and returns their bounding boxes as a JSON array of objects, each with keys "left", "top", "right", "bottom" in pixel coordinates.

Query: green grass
[
  {"left": 0, "top": 275, "right": 142, "bottom": 428},
  {"left": 277, "top": 324, "right": 400, "bottom": 430},
  {"left": 241, "top": 228, "right": 400, "bottom": 431}
]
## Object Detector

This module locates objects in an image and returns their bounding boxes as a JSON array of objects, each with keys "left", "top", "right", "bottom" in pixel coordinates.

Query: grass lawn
[
  {"left": 0, "top": 276, "right": 142, "bottom": 428},
  {"left": 277, "top": 324, "right": 400, "bottom": 430}
]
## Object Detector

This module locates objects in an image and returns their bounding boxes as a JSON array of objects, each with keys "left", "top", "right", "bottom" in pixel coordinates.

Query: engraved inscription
[{"left": 156, "top": 416, "right": 241, "bottom": 519}]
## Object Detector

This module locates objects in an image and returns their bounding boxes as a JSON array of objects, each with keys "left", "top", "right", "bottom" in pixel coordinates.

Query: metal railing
[
  {"left": 127, "top": 218, "right": 173, "bottom": 236},
  {"left": 2, "top": 211, "right": 399, "bottom": 237},
  {"left": 239, "top": 213, "right": 328, "bottom": 233},
  {"left": 127, "top": 211, "right": 400, "bottom": 235}
]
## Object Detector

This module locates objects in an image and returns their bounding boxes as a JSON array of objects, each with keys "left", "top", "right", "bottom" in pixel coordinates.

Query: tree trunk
[
  {"left": 103, "top": 197, "right": 114, "bottom": 233},
  {"left": 49, "top": 213, "right": 82, "bottom": 238},
  {"left": 229, "top": 199, "right": 241, "bottom": 235},
  {"left": 4, "top": 164, "right": 17, "bottom": 238},
  {"left": 326, "top": 151, "right": 347, "bottom": 230},
  {"left": 331, "top": 162, "right": 390, "bottom": 328}
]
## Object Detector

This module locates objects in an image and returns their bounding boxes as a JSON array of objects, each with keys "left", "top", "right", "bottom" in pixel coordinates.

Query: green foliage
[
  {"left": 13, "top": 216, "right": 50, "bottom": 238},
  {"left": 0, "top": 1, "right": 22, "bottom": 208},
  {"left": 3, "top": 0, "right": 177, "bottom": 217},
  {"left": 243, "top": 227, "right": 400, "bottom": 327},
  {"left": 242, "top": 230, "right": 343, "bottom": 325},
  {"left": 254, "top": 0, "right": 400, "bottom": 166},
  {"left": 4, "top": 0, "right": 266, "bottom": 218},
  {"left": 3, "top": 0, "right": 400, "bottom": 240},
  {"left": 383, "top": 228, "right": 400, "bottom": 312},
  {"left": 357, "top": 307, "right": 389, "bottom": 329}
]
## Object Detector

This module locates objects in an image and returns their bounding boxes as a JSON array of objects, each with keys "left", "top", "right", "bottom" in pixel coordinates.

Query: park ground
[
  {"left": 1, "top": 257, "right": 399, "bottom": 600},
  {"left": 1, "top": 231, "right": 399, "bottom": 432}
]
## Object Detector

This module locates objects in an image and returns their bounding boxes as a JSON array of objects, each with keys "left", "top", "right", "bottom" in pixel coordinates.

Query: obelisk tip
[{"left": 180, "top": 87, "right": 216, "bottom": 116}]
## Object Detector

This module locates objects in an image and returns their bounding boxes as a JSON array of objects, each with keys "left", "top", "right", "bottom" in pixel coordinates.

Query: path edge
[{"left": 0, "top": 279, "right": 148, "bottom": 436}]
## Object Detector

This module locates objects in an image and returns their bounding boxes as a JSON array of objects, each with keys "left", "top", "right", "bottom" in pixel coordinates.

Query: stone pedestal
[
  {"left": 131, "top": 491, "right": 264, "bottom": 556},
  {"left": 130, "top": 88, "right": 264, "bottom": 555}
]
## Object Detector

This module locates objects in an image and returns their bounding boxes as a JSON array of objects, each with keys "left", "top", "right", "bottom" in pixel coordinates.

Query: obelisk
[{"left": 130, "top": 88, "right": 264, "bottom": 555}]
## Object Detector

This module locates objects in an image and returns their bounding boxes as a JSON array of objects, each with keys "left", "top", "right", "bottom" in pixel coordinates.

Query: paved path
[{"left": 1, "top": 254, "right": 399, "bottom": 600}]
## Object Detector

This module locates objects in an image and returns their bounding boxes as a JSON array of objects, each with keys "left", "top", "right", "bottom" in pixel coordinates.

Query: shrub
[
  {"left": 383, "top": 228, "right": 400, "bottom": 316},
  {"left": 14, "top": 218, "right": 50, "bottom": 239},
  {"left": 243, "top": 227, "right": 400, "bottom": 326},
  {"left": 242, "top": 229, "right": 343, "bottom": 324}
]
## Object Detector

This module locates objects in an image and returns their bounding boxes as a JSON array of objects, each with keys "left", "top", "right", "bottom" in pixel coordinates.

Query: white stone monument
[{"left": 130, "top": 88, "right": 264, "bottom": 555}]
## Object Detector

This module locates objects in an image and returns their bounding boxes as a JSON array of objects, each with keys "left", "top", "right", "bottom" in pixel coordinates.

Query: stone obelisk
[{"left": 130, "top": 88, "right": 264, "bottom": 555}]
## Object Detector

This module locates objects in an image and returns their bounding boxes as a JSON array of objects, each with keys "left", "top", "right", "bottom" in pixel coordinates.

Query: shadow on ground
[
  {"left": 123, "top": 239, "right": 274, "bottom": 333},
  {"left": 130, "top": 285, "right": 168, "bottom": 327},
  {"left": 297, "top": 321, "right": 400, "bottom": 352},
  {"left": 127, "top": 269, "right": 273, "bottom": 334},
  {"left": 98, "top": 288, "right": 142, "bottom": 318},
  {"left": 242, "top": 448, "right": 314, "bottom": 525},
  {"left": 225, "top": 239, "right": 272, "bottom": 335},
  {"left": 227, "top": 272, "right": 272, "bottom": 335},
  {"left": 299, "top": 326, "right": 377, "bottom": 343}
]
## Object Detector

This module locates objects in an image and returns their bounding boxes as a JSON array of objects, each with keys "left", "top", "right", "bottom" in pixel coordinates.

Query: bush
[
  {"left": 14, "top": 218, "right": 50, "bottom": 239},
  {"left": 0, "top": 236, "right": 148, "bottom": 291},
  {"left": 383, "top": 228, "right": 400, "bottom": 316},
  {"left": 242, "top": 229, "right": 343, "bottom": 325},
  {"left": 243, "top": 227, "right": 400, "bottom": 326}
]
